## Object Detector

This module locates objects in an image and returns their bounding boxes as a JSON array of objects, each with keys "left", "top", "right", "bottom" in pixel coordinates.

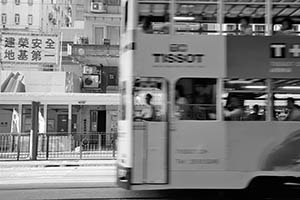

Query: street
[
  {"left": 1, "top": 165, "right": 300, "bottom": 199},
  {"left": 0, "top": 164, "right": 180, "bottom": 199},
  {"left": 0, "top": 166, "right": 115, "bottom": 188},
  {"left": 0, "top": 165, "right": 172, "bottom": 199}
]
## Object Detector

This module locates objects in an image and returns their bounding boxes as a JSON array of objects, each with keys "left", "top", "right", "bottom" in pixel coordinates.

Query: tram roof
[{"left": 138, "top": 0, "right": 300, "bottom": 24}]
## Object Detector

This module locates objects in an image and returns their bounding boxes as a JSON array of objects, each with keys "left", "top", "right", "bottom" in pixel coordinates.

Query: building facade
[
  {"left": 0, "top": 0, "right": 71, "bottom": 32},
  {"left": 0, "top": 0, "right": 120, "bottom": 153}
]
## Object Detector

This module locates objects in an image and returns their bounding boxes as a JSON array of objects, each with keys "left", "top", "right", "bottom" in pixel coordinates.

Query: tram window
[
  {"left": 133, "top": 77, "right": 168, "bottom": 122},
  {"left": 138, "top": 1, "right": 170, "bottom": 34},
  {"left": 175, "top": 78, "right": 216, "bottom": 120},
  {"left": 272, "top": 0, "right": 300, "bottom": 36},
  {"left": 272, "top": 17, "right": 297, "bottom": 36},
  {"left": 223, "top": 79, "right": 267, "bottom": 121},
  {"left": 272, "top": 79, "right": 300, "bottom": 121},
  {"left": 174, "top": 1, "right": 218, "bottom": 35}
]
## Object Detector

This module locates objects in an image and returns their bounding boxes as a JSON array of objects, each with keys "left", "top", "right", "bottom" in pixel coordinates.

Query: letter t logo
[{"left": 270, "top": 44, "right": 286, "bottom": 58}]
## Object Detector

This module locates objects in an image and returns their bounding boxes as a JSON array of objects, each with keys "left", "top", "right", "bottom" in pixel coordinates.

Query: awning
[{"left": 0, "top": 93, "right": 120, "bottom": 105}]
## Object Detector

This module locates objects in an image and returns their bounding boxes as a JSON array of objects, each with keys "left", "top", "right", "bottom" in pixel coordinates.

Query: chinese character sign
[{"left": 1, "top": 33, "right": 58, "bottom": 64}]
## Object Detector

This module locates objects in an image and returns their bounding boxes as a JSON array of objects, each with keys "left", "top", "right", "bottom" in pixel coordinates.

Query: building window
[
  {"left": 15, "top": 14, "right": 20, "bottom": 25},
  {"left": 28, "top": 14, "right": 33, "bottom": 25},
  {"left": 2, "top": 0, "right": 7, "bottom": 4},
  {"left": 15, "top": 0, "right": 20, "bottom": 5},
  {"left": 1, "top": 14, "right": 7, "bottom": 24},
  {"left": 28, "top": 0, "right": 33, "bottom": 6},
  {"left": 95, "top": 27, "right": 104, "bottom": 44},
  {"left": 107, "top": 26, "right": 120, "bottom": 45}
]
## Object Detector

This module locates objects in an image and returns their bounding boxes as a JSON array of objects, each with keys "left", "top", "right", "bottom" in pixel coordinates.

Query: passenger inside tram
[
  {"left": 285, "top": 97, "right": 300, "bottom": 121},
  {"left": 160, "top": 13, "right": 170, "bottom": 34},
  {"left": 175, "top": 85, "right": 189, "bottom": 119},
  {"left": 238, "top": 16, "right": 253, "bottom": 35},
  {"left": 192, "top": 82, "right": 216, "bottom": 120},
  {"left": 141, "top": 16, "right": 153, "bottom": 34},
  {"left": 224, "top": 96, "right": 244, "bottom": 121},
  {"left": 246, "top": 104, "right": 264, "bottom": 121},
  {"left": 174, "top": 79, "right": 216, "bottom": 120},
  {"left": 275, "top": 17, "right": 296, "bottom": 35},
  {"left": 193, "top": 83, "right": 212, "bottom": 105}
]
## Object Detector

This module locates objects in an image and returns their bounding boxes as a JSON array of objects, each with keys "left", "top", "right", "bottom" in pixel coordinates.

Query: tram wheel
[{"left": 246, "top": 176, "right": 286, "bottom": 197}]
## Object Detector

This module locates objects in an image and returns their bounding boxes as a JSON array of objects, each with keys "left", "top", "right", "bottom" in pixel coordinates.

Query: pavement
[{"left": 0, "top": 159, "right": 116, "bottom": 168}]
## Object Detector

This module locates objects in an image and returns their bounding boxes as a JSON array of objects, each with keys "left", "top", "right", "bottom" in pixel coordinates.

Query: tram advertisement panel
[
  {"left": 134, "top": 34, "right": 225, "bottom": 79},
  {"left": 227, "top": 122, "right": 300, "bottom": 171},
  {"left": 227, "top": 36, "right": 300, "bottom": 78}
]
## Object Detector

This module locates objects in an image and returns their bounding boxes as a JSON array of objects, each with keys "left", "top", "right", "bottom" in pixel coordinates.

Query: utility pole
[{"left": 29, "top": 101, "right": 40, "bottom": 160}]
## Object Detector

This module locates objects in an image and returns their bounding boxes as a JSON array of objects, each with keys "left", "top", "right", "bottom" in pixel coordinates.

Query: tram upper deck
[
  {"left": 121, "top": 0, "right": 300, "bottom": 80},
  {"left": 123, "top": 0, "right": 300, "bottom": 36}
]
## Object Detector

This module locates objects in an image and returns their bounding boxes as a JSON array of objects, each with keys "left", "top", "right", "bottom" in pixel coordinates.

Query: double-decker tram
[{"left": 117, "top": 0, "right": 300, "bottom": 190}]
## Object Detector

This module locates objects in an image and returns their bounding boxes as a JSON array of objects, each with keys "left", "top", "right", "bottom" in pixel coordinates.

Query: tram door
[{"left": 132, "top": 78, "right": 168, "bottom": 184}]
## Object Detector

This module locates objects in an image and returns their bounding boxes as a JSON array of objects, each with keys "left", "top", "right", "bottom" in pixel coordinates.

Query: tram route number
[{"left": 176, "top": 158, "right": 219, "bottom": 165}]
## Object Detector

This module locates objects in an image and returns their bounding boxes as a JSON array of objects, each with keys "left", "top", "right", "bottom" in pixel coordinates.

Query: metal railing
[{"left": 0, "top": 132, "right": 117, "bottom": 161}]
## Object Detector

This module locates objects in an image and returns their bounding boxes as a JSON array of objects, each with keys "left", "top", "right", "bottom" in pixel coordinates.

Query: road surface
[{"left": 1, "top": 166, "right": 300, "bottom": 199}]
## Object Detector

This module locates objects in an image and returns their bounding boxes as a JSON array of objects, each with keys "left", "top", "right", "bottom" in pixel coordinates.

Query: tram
[{"left": 117, "top": 0, "right": 300, "bottom": 190}]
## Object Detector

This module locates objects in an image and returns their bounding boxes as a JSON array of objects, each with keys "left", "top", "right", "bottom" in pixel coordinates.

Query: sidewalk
[{"left": 0, "top": 159, "right": 116, "bottom": 168}]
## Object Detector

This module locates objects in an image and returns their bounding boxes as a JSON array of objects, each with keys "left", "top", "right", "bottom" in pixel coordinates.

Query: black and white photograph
[{"left": 2, "top": 0, "right": 300, "bottom": 199}]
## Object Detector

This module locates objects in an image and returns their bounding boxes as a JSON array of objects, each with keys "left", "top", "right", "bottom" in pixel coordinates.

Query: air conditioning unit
[
  {"left": 82, "top": 74, "right": 100, "bottom": 88},
  {"left": 91, "top": 2, "right": 106, "bottom": 13}
]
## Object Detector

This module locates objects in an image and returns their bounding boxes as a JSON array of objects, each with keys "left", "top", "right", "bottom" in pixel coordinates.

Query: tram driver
[{"left": 134, "top": 93, "right": 156, "bottom": 121}]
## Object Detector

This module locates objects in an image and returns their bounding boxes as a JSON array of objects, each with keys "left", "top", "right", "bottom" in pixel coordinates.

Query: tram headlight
[
  {"left": 118, "top": 168, "right": 128, "bottom": 182},
  {"left": 118, "top": 168, "right": 126, "bottom": 177}
]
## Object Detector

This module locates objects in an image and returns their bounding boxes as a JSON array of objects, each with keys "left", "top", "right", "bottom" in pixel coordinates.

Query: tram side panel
[
  {"left": 226, "top": 36, "right": 300, "bottom": 174},
  {"left": 131, "top": 33, "right": 229, "bottom": 189},
  {"left": 227, "top": 122, "right": 300, "bottom": 172}
]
